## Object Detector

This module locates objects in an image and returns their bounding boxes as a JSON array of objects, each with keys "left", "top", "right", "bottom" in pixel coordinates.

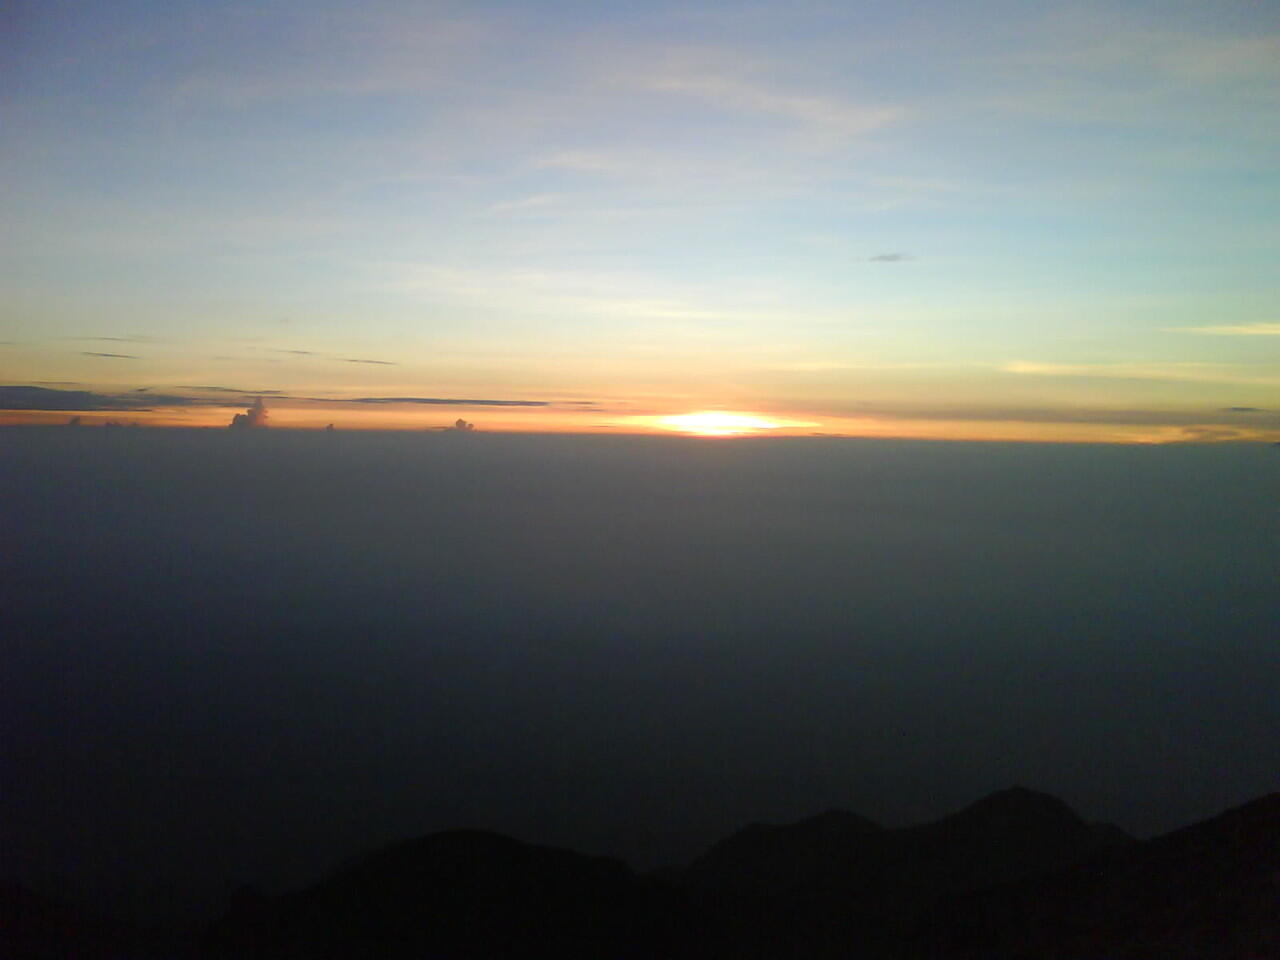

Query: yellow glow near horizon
[{"left": 656, "top": 411, "right": 789, "bottom": 436}]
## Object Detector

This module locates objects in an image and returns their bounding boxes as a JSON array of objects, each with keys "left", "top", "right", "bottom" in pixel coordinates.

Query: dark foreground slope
[{"left": 0, "top": 882, "right": 198, "bottom": 959}]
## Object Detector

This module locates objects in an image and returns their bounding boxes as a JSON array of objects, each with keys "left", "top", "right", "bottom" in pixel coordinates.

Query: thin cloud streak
[
  {"left": 0, "top": 386, "right": 207, "bottom": 411},
  {"left": 1003, "top": 361, "right": 1280, "bottom": 386},
  {"left": 177, "top": 386, "right": 284, "bottom": 395},
  {"left": 1175, "top": 323, "right": 1280, "bottom": 336},
  {"left": 297, "top": 396, "right": 549, "bottom": 407}
]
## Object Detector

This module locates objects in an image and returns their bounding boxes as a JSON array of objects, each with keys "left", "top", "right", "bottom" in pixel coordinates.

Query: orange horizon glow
[
  {"left": 648, "top": 411, "right": 798, "bottom": 436},
  {"left": 3, "top": 401, "right": 1278, "bottom": 445}
]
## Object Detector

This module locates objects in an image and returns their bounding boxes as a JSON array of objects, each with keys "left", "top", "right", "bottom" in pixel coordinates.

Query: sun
[{"left": 657, "top": 411, "right": 787, "bottom": 437}]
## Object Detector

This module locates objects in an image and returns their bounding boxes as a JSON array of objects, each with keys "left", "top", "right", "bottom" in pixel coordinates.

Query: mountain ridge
[{"left": 8, "top": 789, "right": 1276, "bottom": 958}]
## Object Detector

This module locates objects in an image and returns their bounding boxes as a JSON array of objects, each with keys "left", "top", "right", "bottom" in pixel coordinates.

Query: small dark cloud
[
  {"left": 79, "top": 336, "right": 154, "bottom": 343},
  {"left": 33, "top": 380, "right": 81, "bottom": 386},
  {"left": 867, "top": 253, "right": 914, "bottom": 262},
  {"left": 82, "top": 352, "right": 139, "bottom": 359},
  {"left": 300, "top": 396, "right": 548, "bottom": 407},
  {"left": 266, "top": 349, "right": 317, "bottom": 356},
  {"left": 342, "top": 358, "right": 398, "bottom": 365},
  {"left": 1222, "top": 406, "right": 1264, "bottom": 413},
  {"left": 229, "top": 397, "right": 269, "bottom": 429}
]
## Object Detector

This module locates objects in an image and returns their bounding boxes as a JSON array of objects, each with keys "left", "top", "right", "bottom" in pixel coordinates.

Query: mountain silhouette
[
  {"left": 8, "top": 789, "right": 1278, "bottom": 958},
  {"left": 676, "top": 786, "right": 1134, "bottom": 955}
]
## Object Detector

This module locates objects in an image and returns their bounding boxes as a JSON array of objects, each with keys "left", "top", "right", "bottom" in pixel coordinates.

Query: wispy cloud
[
  {"left": 259, "top": 349, "right": 397, "bottom": 364},
  {"left": 70, "top": 336, "right": 156, "bottom": 343},
  {"left": 298, "top": 396, "right": 548, "bottom": 407},
  {"left": 641, "top": 68, "right": 901, "bottom": 141},
  {"left": 486, "top": 194, "right": 563, "bottom": 215},
  {"left": 391, "top": 263, "right": 785, "bottom": 327},
  {"left": 82, "top": 352, "right": 139, "bottom": 359},
  {"left": 1003, "top": 361, "right": 1280, "bottom": 386},
  {"left": 177, "top": 385, "right": 283, "bottom": 395},
  {"left": 867, "top": 253, "right": 913, "bottom": 262},
  {"left": 0, "top": 386, "right": 204, "bottom": 411},
  {"left": 1175, "top": 323, "right": 1280, "bottom": 336}
]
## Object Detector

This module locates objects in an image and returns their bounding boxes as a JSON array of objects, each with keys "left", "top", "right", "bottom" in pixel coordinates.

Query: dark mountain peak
[
  {"left": 728, "top": 808, "right": 883, "bottom": 844},
  {"left": 681, "top": 787, "right": 1132, "bottom": 906},
  {"left": 896, "top": 787, "right": 1128, "bottom": 891},
  {"left": 961, "top": 785, "right": 1081, "bottom": 819},
  {"left": 930, "top": 786, "right": 1088, "bottom": 838}
]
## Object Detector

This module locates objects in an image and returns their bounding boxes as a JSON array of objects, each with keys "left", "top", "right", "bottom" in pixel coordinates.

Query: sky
[{"left": 2, "top": 0, "right": 1278, "bottom": 440}]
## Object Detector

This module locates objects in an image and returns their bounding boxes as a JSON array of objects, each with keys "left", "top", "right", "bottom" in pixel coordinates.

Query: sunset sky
[{"left": 2, "top": 0, "right": 1277, "bottom": 440}]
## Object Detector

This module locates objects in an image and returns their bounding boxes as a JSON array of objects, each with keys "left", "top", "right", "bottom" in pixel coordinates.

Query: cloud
[
  {"left": 1222, "top": 407, "right": 1265, "bottom": 413},
  {"left": 260, "top": 350, "right": 397, "bottom": 364},
  {"left": 642, "top": 69, "right": 901, "bottom": 141},
  {"left": 82, "top": 352, "right": 139, "bottom": 359},
  {"left": 0, "top": 386, "right": 203, "bottom": 411},
  {"left": 1178, "top": 426, "right": 1249, "bottom": 442},
  {"left": 486, "top": 194, "right": 563, "bottom": 215},
  {"left": 1175, "top": 323, "right": 1280, "bottom": 336},
  {"left": 392, "top": 263, "right": 780, "bottom": 326},
  {"left": 867, "top": 253, "right": 913, "bottom": 262},
  {"left": 1002, "top": 361, "right": 1280, "bottom": 386},
  {"left": 228, "top": 397, "right": 269, "bottom": 429},
  {"left": 74, "top": 336, "right": 154, "bottom": 343},
  {"left": 301, "top": 396, "right": 548, "bottom": 407},
  {"left": 178, "top": 385, "right": 284, "bottom": 394}
]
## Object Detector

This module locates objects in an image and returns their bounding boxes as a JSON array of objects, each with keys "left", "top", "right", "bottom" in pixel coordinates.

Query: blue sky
[{"left": 2, "top": 0, "right": 1277, "bottom": 438}]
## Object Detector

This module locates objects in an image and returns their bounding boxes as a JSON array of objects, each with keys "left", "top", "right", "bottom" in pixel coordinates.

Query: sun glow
[{"left": 656, "top": 411, "right": 789, "bottom": 436}]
